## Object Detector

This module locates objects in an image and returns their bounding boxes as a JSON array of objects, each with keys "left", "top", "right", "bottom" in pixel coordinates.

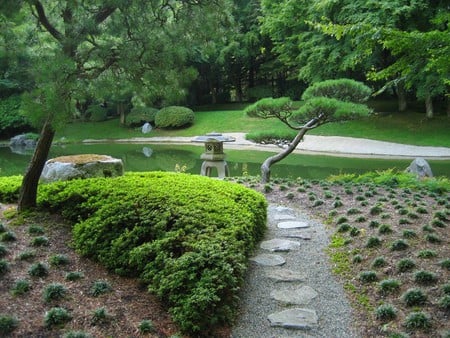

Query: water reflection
[{"left": 1, "top": 143, "right": 450, "bottom": 179}]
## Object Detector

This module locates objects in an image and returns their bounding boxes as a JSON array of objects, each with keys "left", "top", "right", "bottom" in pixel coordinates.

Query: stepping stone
[
  {"left": 274, "top": 214, "right": 296, "bottom": 221},
  {"left": 260, "top": 238, "right": 300, "bottom": 252},
  {"left": 250, "top": 254, "right": 286, "bottom": 266},
  {"left": 268, "top": 308, "right": 318, "bottom": 330},
  {"left": 266, "top": 268, "right": 305, "bottom": 282},
  {"left": 273, "top": 206, "right": 295, "bottom": 214},
  {"left": 282, "top": 233, "right": 312, "bottom": 240},
  {"left": 278, "top": 221, "right": 310, "bottom": 229},
  {"left": 270, "top": 286, "right": 318, "bottom": 305}
]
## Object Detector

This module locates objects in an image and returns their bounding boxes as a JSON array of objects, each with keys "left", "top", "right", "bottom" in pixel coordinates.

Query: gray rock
[
  {"left": 282, "top": 233, "right": 312, "bottom": 240},
  {"left": 250, "top": 254, "right": 286, "bottom": 266},
  {"left": 141, "top": 122, "right": 152, "bottom": 133},
  {"left": 268, "top": 308, "right": 318, "bottom": 330},
  {"left": 270, "top": 286, "right": 318, "bottom": 305},
  {"left": 265, "top": 268, "right": 305, "bottom": 282},
  {"left": 41, "top": 154, "right": 124, "bottom": 183},
  {"left": 260, "top": 238, "right": 300, "bottom": 252},
  {"left": 278, "top": 221, "right": 310, "bottom": 229},
  {"left": 271, "top": 206, "right": 296, "bottom": 215},
  {"left": 406, "top": 157, "right": 433, "bottom": 178},
  {"left": 274, "top": 214, "right": 296, "bottom": 221}
]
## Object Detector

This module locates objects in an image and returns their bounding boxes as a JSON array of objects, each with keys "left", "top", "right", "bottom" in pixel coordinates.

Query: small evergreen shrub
[
  {"left": 397, "top": 258, "right": 415, "bottom": 272},
  {"left": 359, "top": 270, "right": 378, "bottom": 283},
  {"left": 313, "top": 199, "right": 324, "bottom": 207},
  {"left": 438, "top": 295, "right": 450, "bottom": 311},
  {"left": 404, "top": 311, "right": 431, "bottom": 330},
  {"left": 347, "top": 208, "right": 361, "bottom": 215},
  {"left": 369, "top": 220, "right": 380, "bottom": 228},
  {"left": 372, "top": 257, "right": 387, "bottom": 268},
  {"left": 155, "top": 106, "right": 194, "bottom": 129},
  {"left": 379, "top": 279, "right": 401, "bottom": 294},
  {"left": 336, "top": 216, "right": 349, "bottom": 224},
  {"left": 49, "top": 254, "right": 70, "bottom": 266},
  {"left": 126, "top": 106, "right": 158, "bottom": 127},
  {"left": 366, "top": 236, "right": 381, "bottom": 248},
  {"left": 416, "top": 206, "right": 428, "bottom": 214},
  {"left": 11, "top": 279, "right": 31, "bottom": 296},
  {"left": 422, "top": 224, "right": 435, "bottom": 233},
  {"left": 433, "top": 211, "right": 447, "bottom": 221},
  {"left": 352, "top": 254, "right": 363, "bottom": 264},
  {"left": 31, "top": 236, "right": 49, "bottom": 247},
  {"left": 0, "top": 176, "right": 22, "bottom": 202},
  {"left": 0, "top": 244, "right": 6, "bottom": 258},
  {"left": 1, "top": 231, "right": 16, "bottom": 242},
  {"left": 414, "top": 271, "right": 437, "bottom": 285},
  {"left": 402, "top": 288, "right": 427, "bottom": 306},
  {"left": 44, "top": 307, "right": 71, "bottom": 328},
  {"left": 138, "top": 319, "right": 156, "bottom": 333},
  {"left": 399, "top": 218, "right": 411, "bottom": 225},
  {"left": 244, "top": 97, "right": 293, "bottom": 118},
  {"left": 17, "top": 250, "right": 36, "bottom": 261},
  {"left": 439, "top": 259, "right": 450, "bottom": 270},
  {"left": 375, "top": 304, "right": 397, "bottom": 321},
  {"left": 43, "top": 283, "right": 68, "bottom": 302},
  {"left": 63, "top": 331, "right": 92, "bottom": 338},
  {"left": 431, "top": 219, "right": 446, "bottom": 228},
  {"left": 425, "top": 233, "right": 441, "bottom": 243},
  {"left": 0, "top": 259, "right": 9, "bottom": 276},
  {"left": 402, "top": 229, "right": 417, "bottom": 238},
  {"left": 28, "top": 225, "right": 45, "bottom": 235},
  {"left": 65, "top": 271, "right": 84, "bottom": 281},
  {"left": 378, "top": 224, "right": 393, "bottom": 234},
  {"left": 333, "top": 200, "right": 343, "bottom": 208},
  {"left": 370, "top": 205, "right": 383, "bottom": 215},
  {"left": 355, "top": 216, "right": 367, "bottom": 223},
  {"left": 443, "top": 283, "right": 450, "bottom": 295},
  {"left": 90, "top": 280, "right": 112, "bottom": 297},
  {"left": 391, "top": 239, "right": 409, "bottom": 251},
  {"left": 28, "top": 262, "right": 49, "bottom": 277},
  {"left": 417, "top": 250, "right": 437, "bottom": 259},
  {"left": 91, "top": 307, "right": 110, "bottom": 325},
  {"left": 0, "top": 223, "right": 6, "bottom": 233},
  {"left": 350, "top": 227, "right": 361, "bottom": 236},
  {"left": 337, "top": 223, "right": 351, "bottom": 233},
  {"left": 0, "top": 315, "right": 18, "bottom": 336}
]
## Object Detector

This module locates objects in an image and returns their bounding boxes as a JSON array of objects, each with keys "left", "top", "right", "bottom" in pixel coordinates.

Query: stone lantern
[{"left": 192, "top": 132, "right": 236, "bottom": 178}]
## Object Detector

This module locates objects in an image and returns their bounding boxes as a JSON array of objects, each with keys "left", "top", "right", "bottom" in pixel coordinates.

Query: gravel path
[{"left": 231, "top": 204, "right": 361, "bottom": 338}]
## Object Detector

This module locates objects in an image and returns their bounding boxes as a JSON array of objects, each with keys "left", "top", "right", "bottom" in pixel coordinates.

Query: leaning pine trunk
[
  {"left": 18, "top": 119, "right": 55, "bottom": 211},
  {"left": 261, "top": 117, "right": 320, "bottom": 183}
]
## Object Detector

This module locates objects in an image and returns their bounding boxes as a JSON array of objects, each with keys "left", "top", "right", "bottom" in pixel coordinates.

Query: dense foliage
[
  {"left": 126, "top": 106, "right": 158, "bottom": 127},
  {"left": 301, "top": 79, "right": 372, "bottom": 103},
  {"left": 32, "top": 172, "right": 267, "bottom": 334},
  {"left": 0, "top": 95, "right": 31, "bottom": 138},
  {"left": 155, "top": 106, "right": 195, "bottom": 129},
  {"left": 244, "top": 97, "right": 293, "bottom": 118}
]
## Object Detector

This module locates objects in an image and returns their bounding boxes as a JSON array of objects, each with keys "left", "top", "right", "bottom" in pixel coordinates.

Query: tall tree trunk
[
  {"left": 118, "top": 102, "right": 125, "bottom": 125},
  {"left": 425, "top": 95, "right": 434, "bottom": 119},
  {"left": 447, "top": 96, "right": 450, "bottom": 118},
  {"left": 261, "top": 117, "right": 320, "bottom": 183},
  {"left": 397, "top": 82, "right": 407, "bottom": 112},
  {"left": 18, "top": 119, "right": 55, "bottom": 212}
]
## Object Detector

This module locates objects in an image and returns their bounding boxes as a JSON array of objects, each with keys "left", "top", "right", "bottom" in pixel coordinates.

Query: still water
[{"left": 1, "top": 143, "right": 450, "bottom": 179}]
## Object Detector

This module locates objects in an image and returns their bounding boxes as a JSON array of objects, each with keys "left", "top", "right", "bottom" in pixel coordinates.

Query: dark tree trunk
[
  {"left": 18, "top": 119, "right": 55, "bottom": 211},
  {"left": 397, "top": 82, "right": 407, "bottom": 112},
  {"left": 118, "top": 102, "right": 126, "bottom": 125},
  {"left": 425, "top": 95, "right": 434, "bottom": 119},
  {"left": 261, "top": 118, "right": 320, "bottom": 183},
  {"left": 447, "top": 96, "right": 450, "bottom": 118}
]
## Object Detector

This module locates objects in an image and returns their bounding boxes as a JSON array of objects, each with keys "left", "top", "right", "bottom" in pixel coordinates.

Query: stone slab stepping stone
[
  {"left": 270, "top": 286, "right": 318, "bottom": 305},
  {"left": 282, "top": 233, "right": 312, "bottom": 240},
  {"left": 268, "top": 308, "right": 318, "bottom": 330},
  {"left": 272, "top": 206, "right": 295, "bottom": 214},
  {"left": 260, "top": 238, "right": 301, "bottom": 252},
  {"left": 266, "top": 268, "right": 305, "bottom": 282},
  {"left": 274, "top": 214, "right": 296, "bottom": 221},
  {"left": 278, "top": 221, "right": 310, "bottom": 229},
  {"left": 250, "top": 254, "right": 286, "bottom": 266}
]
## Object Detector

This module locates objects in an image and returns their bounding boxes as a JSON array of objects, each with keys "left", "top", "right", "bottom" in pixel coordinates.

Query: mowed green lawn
[{"left": 57, "top": 102, "right": 450, "bottom": 147}]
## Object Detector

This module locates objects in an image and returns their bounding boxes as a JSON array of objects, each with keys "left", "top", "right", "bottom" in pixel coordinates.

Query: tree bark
[
  {"left": 447, "top": 96, "right": 450, "bottom": 118},
  {"left": 261, "top": 117, "right": 320, "bottom": 183},
  {"left": 425, "top": 95, "right": 434, "bottom": 119},
  {"left": 397, "top": 81, "right": 407, "bottom": 112},
  {"left": 18, "top": 119, "right": 55, "bottom": 211}
]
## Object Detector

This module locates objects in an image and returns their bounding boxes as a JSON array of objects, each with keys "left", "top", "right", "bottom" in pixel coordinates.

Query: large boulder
[
  {"left": 405, "top": 157, "right": 433, "bottom": 178},
  {"left": 9, "top": 134, "right": 37, "bottom": 155},
  {"left": 41, "top": 154, "right": 124, "bottom": 183}
]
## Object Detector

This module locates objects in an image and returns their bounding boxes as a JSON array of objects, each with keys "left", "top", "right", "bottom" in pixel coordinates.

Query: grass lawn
[{"left": 56, "top": 104, "right": 450, "bottom": 148}]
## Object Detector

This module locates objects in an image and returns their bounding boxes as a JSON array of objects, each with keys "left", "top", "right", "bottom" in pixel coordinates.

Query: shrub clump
[
  {"left": 0, "top": 314, "right": 18, "bottom": 336},
  {"left": 402, "top": 288, "right": 427, "bottom": 306},
  {"left": 37, "top": 172, "right": 267, "bottom": 334},
  {"left": 154, "top": 106, "right": 194, "bottom": 129},
  {"left": 375, "top": 304, "right": 397, "bottom": 321},
  {"left": 44, "top": 307, "right": 72, "bottom": 328},
  {"left": 126, "top": 106, "right": 158, "bottom": 127}
]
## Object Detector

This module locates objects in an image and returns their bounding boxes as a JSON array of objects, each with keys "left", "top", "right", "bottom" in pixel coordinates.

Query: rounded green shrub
[
  {"left": 366, "top": 236, "right": 381, "bottom": 248},
  {"left": 28, "top": 262, "right": 49, "bottom": 278},
  {"left": 49, "top": 254, "right": 70, "bottom": 266},
  {"left": 44, "top": 307, "right": 71, "bottom": 328},
  {"left": 379, "top": 279, "right": 401, "bottom": 295},
  {"left": 397, "top": 258, "right": 416, "bottom": 272},
  {"left": 86, "top": 104, "right": 107, "bottom": 122},
  {"left": 0, "top": 244, "right": 7, "bottom": 258},
  {"left": 391, "top": 239, "right": 409, "bottom": 251},
  {"left": 375, "top": 304, "right": 397, "bottom": 321},
  {"left": 1, "top": 231, "right": 16, "bottom": 242},
  {"left": 402, "top": 288, "right": 427, "bottom": 306},
  {"left": 301, "top": 78, "right": 372, "bottom": 103},
  {"left": 31, "top": 236, "right": 49, "bottom": 247},
  {"left": 43, "top": 283, "right": 68, "bottom": 302},
  {"left": 438, "top": 295, "right": 450, "bottom": 311},
  {"left": 138, "top": 319, "right": 156, "bottom": 333},
  {"left": 65, "top": 271, "right": 84, "bottom": 281},
  {"left": 126, "top": 106, "right": 158, "bottom": 127},
  {"left": 404, "top": 311, "right": 431, "bottom": 330},
  {"left": 90, "top": 280, "right": 112, "bottom": 297},
  {"left": 155, "top": 106, "right": 194, "bottom": 129},
  {"left": 414, "top": 270, "right": 437, "bottom": 285},
  {"left": 0, "top": 314, "right": 18, "bottom": 336},
  {"left": 372, "top": 256, "right": 387, "bottom": 268},
  {"left": 11, "top": 279, "right": 31, "bottom": 296},
  {"left": 0, "top": 259, "right": 9, "bottom": 276},
  {"left": 359, "top": 270, "right": 378, "bottom": 283}
]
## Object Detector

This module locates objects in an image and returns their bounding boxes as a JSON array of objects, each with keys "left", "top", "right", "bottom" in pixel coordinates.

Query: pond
[{"left": 1, "top": 143, "right": 450, "bottom": 179}]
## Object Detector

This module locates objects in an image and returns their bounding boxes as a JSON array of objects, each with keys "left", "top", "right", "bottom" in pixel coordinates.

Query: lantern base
[{"left": 200, "top": 160, "right": 229, "bottom": 179}]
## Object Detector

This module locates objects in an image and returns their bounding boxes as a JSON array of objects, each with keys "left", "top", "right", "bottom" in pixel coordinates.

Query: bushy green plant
[
  {"left": 49, "top": 254, "right": 70, "bottom": 266},
  {"left": 337, "top": 223, "right": 351, "bottom": 232},
  {"left": 43, "top": 283, "right": 68, "bottom": 302},
  {"left": 44, "top": 307, "right": 71, "bottom": 328},
  {"left": 375, "top": 304, "right": 397, "bottom": 321},
  {"left": 404, "top": 311, "right": 431, "bottom": 330},
  {"left": 366, "top": 236, "right": 381, "bottom": 248},
  {"left": 391, "top": 239, "right": 409, "bottom": 251},
  {"left": 90, "top": 280, "right": 112, "bottom": 297},
  {"left": 243, "top": 97, "right": 293, "bottom": 118},
  {"left": 352, "top": 254, "right": 363, "bottom": 264},
  {"left": 402, "top": 288, "right": 427, "bottom": 306},
  {"left": 0, "top": 223, "right": 5, "bottom": 233},
  {"left": 425, "top": 233, "right": 441, "bottom": 243},
  {"left": 37, "top": 172, "right": 267, "bottom": 334},
  {"left": 63, "top": 331, "right": 92, "bottom": 338},
  {"left": 138, "top": 319, "right": 156, "bottom": 333},
  {"left": 154, "top": 106, "right": 194, "bottom": 128},
  {"left": 417, "top": 250, "right": 437, "bottom": 259},
  {"left": 0, "top": 95, "right": 31, "bottom": 137},
  {"left": 0, "top": 176, "right": 25, "bottom": 202},
  {"left": 443, "top": 283, "right": 450, "bottom": 295},
  {"left": 359, "top": 270, "right": 378, "bottom": 283},
  {"left": 372, "top": 256, "right": 387, "bottom": 268},
  {"left": 31, "top": 236, "right": 49, "bottom": 247},
  {"left": 86, "top": 104, "right": 107, "bottom": 122},
  {"left": 1, "top": 231, "right": 16, "bottom": 242},
  {"left": 402, "top": 229, "right": 417, "bottom": 238},
  {"left": 438, "top": 295, "right": 450, "bottom": 311},
  {"left": 414, "top": 270, "right": 437, "bottom": 285},
  {"left": 11, "top": 279, "right": 31, "bottom": 296},
  {"left": 347, "top": 207, "right": 361, "bottom": 215},
  {"left": 350, "top": 227, "right": 361, "bottom": 236},
  {"left": 17, "top": 250, "right": 36, "bottom": 261},
  {"left": 378, "top": 224, "right": 393, "bottom": 234},
  {"left": 126, "top": 106, "right": 158, "bottom": 127},
  {"left": 0, "top": 259, "right": 9, "bottom": 276},
  {"left": 301, "top": 78, "right": 372, "bottom": 103},
  {"left": 65, "top": 271, "right": 84, "bottom": 281},
  {"left": 28, "top": 225, "right": 45, "bottom": 235},
  {"left": 28, "top": 262, "right": 49, "bottom": 277},
  {"left": 379, "top": 279, "right": 401, "bottom": 294},
  {"left": 91, "top": 307, "right": 110, "bottom": 325},
  {"left": 0, "top": 244, "right": 6, "bottom": 258},
  {"left": 397, "top": 258, "right": 416, "bottom": 272},
  {"left": 0, "top": 314, "right": 18, "bottom": 336},
  {"left": 440, "top": 259, "right": 450, "bottom": 270}
]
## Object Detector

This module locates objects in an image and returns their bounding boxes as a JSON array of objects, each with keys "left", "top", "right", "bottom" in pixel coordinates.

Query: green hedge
[
  {"left": 0, "top": 176, "right": 22, "bottom": 202},
  {"left": 36, "top": 172, "right": 267, "bottom": 334},
  {"left": 126, "top": 106, "right": 158, "bottom": 127},
  {"left": 155, "top": 106, "right": 194, "bottom": 129},
  {"left": 0, "top": 95, "right": 32, "bottom": 138}
]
